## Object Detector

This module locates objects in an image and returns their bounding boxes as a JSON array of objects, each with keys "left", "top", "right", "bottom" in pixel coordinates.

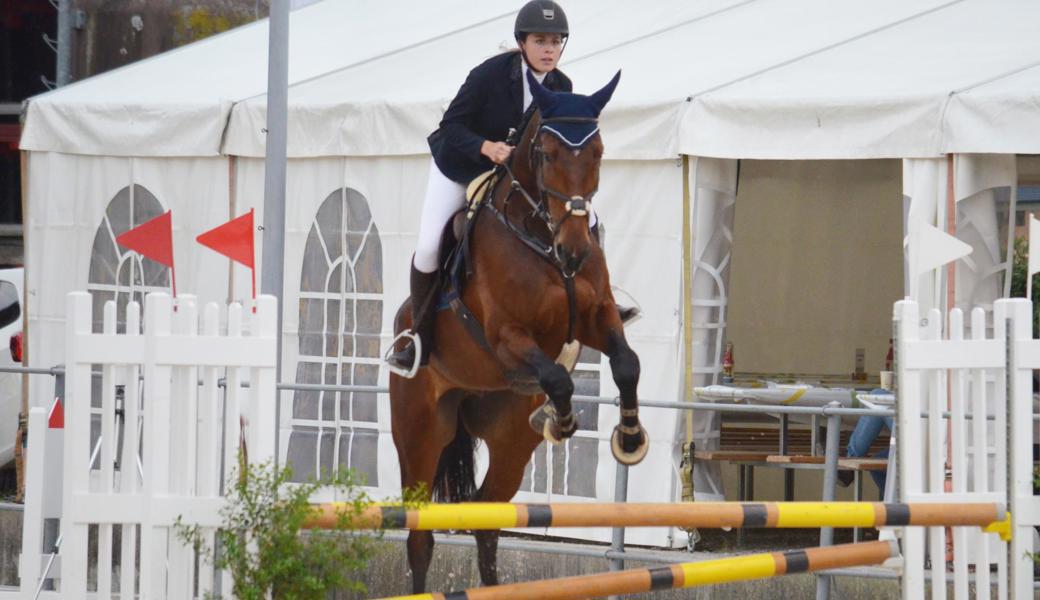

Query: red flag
[
  {"left": 196, "top": 209, "right": 255, "bottom": 268},
  {"left": 115, "top": 210, "right": 176, "bottom": 296},
  {"left": 197, "top": 209, "right": 256, "bottom": 299},
  {"left": 48, "top": 397, "right": 63, "bottom": 429},
  {"left": 116, "top": 211, "right": 175, "bottom": 268}
]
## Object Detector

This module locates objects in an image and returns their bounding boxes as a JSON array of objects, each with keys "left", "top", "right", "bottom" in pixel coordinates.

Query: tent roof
[{"left": 21, "top": 0, "right": 1040, "bottom": 160}]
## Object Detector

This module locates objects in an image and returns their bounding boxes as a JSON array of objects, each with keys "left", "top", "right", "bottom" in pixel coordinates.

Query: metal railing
[{"left": 7, "top": 364, "right": 1012, "bottom": 597}]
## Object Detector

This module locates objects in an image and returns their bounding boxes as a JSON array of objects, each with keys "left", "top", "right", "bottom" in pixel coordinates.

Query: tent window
[
  {"left": 87, "top": 185, "right": 169, "bottom": 334},
  {"left": 288, "top": 188, "right": 383, "bottom": 485},
  {"left": 85, "top": 184, "right": 168, "bottom": 456}
]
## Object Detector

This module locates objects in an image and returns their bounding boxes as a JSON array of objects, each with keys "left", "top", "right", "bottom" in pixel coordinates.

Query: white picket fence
[
  {"left": 18, "top": 292, "right": 277, "bottom": 599},
  {"left": 895, "top": 298, "right": 1039, "bottom": 600}
]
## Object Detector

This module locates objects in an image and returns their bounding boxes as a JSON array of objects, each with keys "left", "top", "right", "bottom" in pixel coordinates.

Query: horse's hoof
[
  {"left": 528, "top": 404, "right": 557, "bottom": 442},
  {"left": 611, "top": 424, "right": 649, "bottom": 465},
  {"left": 542, "top": 419, "right": 564, "bottom": 445},
  {"left": 549, "top": 412, "right": 577, "bottom": 443},
  {"left": 528, "top": 404, "right": 576, "bottom": 445}
]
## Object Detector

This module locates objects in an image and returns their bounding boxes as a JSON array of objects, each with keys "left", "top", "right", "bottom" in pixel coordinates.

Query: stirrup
[
  {"left": 384, "top": 330, "right": 422, "bottom": 379},
  {"left": 612, "top": 286, "right": 642, "bottom": 326}
]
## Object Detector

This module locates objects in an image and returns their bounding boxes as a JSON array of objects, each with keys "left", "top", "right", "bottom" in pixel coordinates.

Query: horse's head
[{"left": 526, "top": 69, "right": 620, "bottom": 276}]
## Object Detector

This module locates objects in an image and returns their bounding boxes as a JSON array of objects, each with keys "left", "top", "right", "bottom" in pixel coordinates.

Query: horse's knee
[
  {"left": 538, "top": 363, "right": 573, "bottom": 400},
  {"left": 610, "top": 347, "right": 640, "bottom": 389}
]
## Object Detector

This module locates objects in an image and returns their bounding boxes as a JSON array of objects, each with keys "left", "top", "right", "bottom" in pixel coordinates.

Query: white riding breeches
[
  {"left": 412, "top": 158, "right": 599, "bottom": 274},
  {"left": 414, "top": 159, "right": 467, "bottom": 273}
]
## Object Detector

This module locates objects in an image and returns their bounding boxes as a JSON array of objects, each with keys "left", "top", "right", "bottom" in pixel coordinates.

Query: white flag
[{"left": 912, "top": 222, "right": 972, "bottom": 277}]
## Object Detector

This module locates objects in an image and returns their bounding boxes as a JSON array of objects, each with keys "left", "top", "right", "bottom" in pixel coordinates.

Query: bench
[{"left": 695, "top": 447, "right": 889, "bottom": 543}]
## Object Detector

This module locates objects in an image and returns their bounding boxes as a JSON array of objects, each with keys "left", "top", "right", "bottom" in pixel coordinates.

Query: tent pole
[
  {"left": 682, "top": 156, "right": 694, "bottom": 442},
  {"left": 946, "top": 154, "right": 955, "bottom": 316},
  {"left": 261, "top": 0, "right": 290, "bottom": 466},
  {"left": 16, "top": 150, "right": 30, "bottom": 502},
  {"left": 944, "top": 154, "right": 956, "bottom": 562}
]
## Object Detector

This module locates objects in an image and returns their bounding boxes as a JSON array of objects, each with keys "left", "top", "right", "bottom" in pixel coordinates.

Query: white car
[{"left": 0, "top": 267, "right": 23, "bottom": 469}]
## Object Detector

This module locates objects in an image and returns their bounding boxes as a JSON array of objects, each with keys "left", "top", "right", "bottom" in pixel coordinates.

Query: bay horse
[{"left": 389, "top": 70, "right": 647, "bottom": 593}]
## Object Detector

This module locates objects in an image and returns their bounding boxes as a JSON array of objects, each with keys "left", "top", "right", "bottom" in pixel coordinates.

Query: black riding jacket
[{"left": 427, "top": 50, "right": 572, "bottom": 185}]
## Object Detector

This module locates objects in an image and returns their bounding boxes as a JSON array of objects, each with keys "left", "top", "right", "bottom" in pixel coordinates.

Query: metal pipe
[
  {"left": 277, "top": 382, "right": 385, "bottom": 394},
  {"left": 7, "top": 368, "right": 1016, "bottom": 421},
  {"left": 55, "top": 0, "right": 72, "bottom": 86},
  {"left": 246, "top": 380, "right": 1011, "bottom": 421},
  {"left": 608, "top": 463, "right": 629, "bottom": 575},
  {"left": 262, "top": 0, "right": 290, "bottom": 468},
  {"left": 277, "top": 383, "right": 899, "bottom": 417},
  {"left": 815, "top": 403, "right": 842, "bottom": 600},
  {"left": 780, "top": 413, "right": 793, "bottom": 501},
  {"left": 0, "top": 365, "right": 65, "bottom": 376},
  {"left": 260, "top": 0, "right": 290, "bottom": 304},
  {"left": 34, "top": 533, "right": 63, "bottom": 600}
]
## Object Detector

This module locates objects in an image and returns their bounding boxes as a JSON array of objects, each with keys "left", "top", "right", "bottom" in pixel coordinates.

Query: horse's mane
[{"left": 507, "top": 105, "right": 541, "bottom": 168}]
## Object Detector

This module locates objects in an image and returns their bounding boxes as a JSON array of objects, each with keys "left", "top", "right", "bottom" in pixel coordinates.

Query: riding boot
[
  {"left": 590, "top": 224, "right": 640, "bottom": 325},
  {"left": 387, "top": 266, "right": 439, "bottom": 371}
]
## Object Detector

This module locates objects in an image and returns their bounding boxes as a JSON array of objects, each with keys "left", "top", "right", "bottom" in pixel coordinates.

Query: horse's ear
[
  {"left": 588, "top": 70, "right": 621, "bottom": 116},
  {"left": 527, "top": 69, "right": 559, "bottom": 114}
]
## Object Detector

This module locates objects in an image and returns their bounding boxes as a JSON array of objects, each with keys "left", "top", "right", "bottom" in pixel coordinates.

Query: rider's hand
[{"left": 481, "top": 141, "right": 514, "bottom": 165}]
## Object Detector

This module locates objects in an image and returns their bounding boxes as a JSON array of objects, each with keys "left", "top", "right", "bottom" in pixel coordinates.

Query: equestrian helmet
[{"left": 514, "top": 1, "right": 569, "bottom": 40}]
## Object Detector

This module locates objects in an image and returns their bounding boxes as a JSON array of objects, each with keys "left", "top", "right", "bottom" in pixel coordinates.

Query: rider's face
[{"left": 521, "top": 32, "right": 564, "bottom": 73}]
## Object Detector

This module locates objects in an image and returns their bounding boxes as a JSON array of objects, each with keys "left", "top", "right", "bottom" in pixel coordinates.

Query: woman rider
[{"left": 389, "top": 1, "right": 630, "bottom": 372}]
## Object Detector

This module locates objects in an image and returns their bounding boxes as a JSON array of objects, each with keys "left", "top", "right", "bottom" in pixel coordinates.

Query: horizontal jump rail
[
  {"left": 373, "top": 540, "right": 898, "bottom": 600},
  {"left": 305, "top": 501, "right": 1009, "bottom": 537}
]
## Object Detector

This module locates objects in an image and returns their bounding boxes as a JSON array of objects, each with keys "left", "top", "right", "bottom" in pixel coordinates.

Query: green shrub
[
  {"left": 1009, "top": 236, "right": 1040, "bottom": 336},
  {"left": 176, "top": 459, "right": 376, "bottom": 600}
]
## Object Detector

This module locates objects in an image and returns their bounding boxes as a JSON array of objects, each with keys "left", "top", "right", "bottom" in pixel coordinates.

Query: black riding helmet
[{"left": 514, "top": 0, "right": 569, "bottom": 41}]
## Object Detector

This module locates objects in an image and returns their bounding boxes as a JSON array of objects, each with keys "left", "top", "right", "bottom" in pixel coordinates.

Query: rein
[
  {"left": 485, "top": 115, "right": 599, "bottom": 278},
  {"left": 477, "top": 114, "right": 600, "bottom": 344}
]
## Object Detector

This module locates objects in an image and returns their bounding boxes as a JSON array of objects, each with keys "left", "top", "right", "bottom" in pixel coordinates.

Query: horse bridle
[
  {"left": 494, "top": 115, "right": 600, "bottom": 278},
  {"left": 531, "top": 116, "right": 600, "bottom": 230}
]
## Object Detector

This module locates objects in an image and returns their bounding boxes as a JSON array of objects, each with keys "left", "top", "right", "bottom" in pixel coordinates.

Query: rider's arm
[{"left": 438, "top": 65, "right": 490, "bottom": 162}]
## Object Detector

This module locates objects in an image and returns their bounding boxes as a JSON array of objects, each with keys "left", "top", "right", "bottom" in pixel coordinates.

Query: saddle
[{"left": 434, "top": 169, "right": 500, "bottom": 313}]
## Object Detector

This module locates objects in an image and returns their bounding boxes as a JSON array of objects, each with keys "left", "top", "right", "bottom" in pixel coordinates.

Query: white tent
[{"left": 19, "top": 0, "right": 1039, "bottom": 547}]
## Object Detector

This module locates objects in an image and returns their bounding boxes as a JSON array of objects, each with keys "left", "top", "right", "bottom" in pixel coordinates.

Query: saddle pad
[{"left": 466, "top": 170, "right": 496, "bottom": 204}]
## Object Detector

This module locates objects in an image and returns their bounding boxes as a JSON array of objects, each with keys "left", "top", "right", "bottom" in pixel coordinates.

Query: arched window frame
[{"left": 288, "top": 187, "right": 383, "bottom": 486}]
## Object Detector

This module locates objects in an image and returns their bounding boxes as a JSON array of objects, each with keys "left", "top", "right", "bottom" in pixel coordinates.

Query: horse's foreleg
[
  {"left": 605, "top": 328, "right": 649, "bottom": 465},
  {"left": 492, "top": 324, "right": 577, "bottom": 443},
  {"left": 580, "top": 304, "right": 649, "bottom": 465}
]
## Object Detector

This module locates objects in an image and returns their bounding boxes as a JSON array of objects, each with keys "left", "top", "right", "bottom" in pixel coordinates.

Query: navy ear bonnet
[{"left": 527, "top": 70, "right": 621, "bottom": 149}]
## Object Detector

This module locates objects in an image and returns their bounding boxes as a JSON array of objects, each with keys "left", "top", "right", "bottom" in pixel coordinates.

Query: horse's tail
[{"left": 432, "top": 412, "right": 477, "bottom": 503}]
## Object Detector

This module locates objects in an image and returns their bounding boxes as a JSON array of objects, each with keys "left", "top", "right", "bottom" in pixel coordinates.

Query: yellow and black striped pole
[
  {"left": 306, "top": 501, "right": 1009, "bottom": 539},
  {"left": 373, "top": 539, "right": 898, "bottom": 600}
]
